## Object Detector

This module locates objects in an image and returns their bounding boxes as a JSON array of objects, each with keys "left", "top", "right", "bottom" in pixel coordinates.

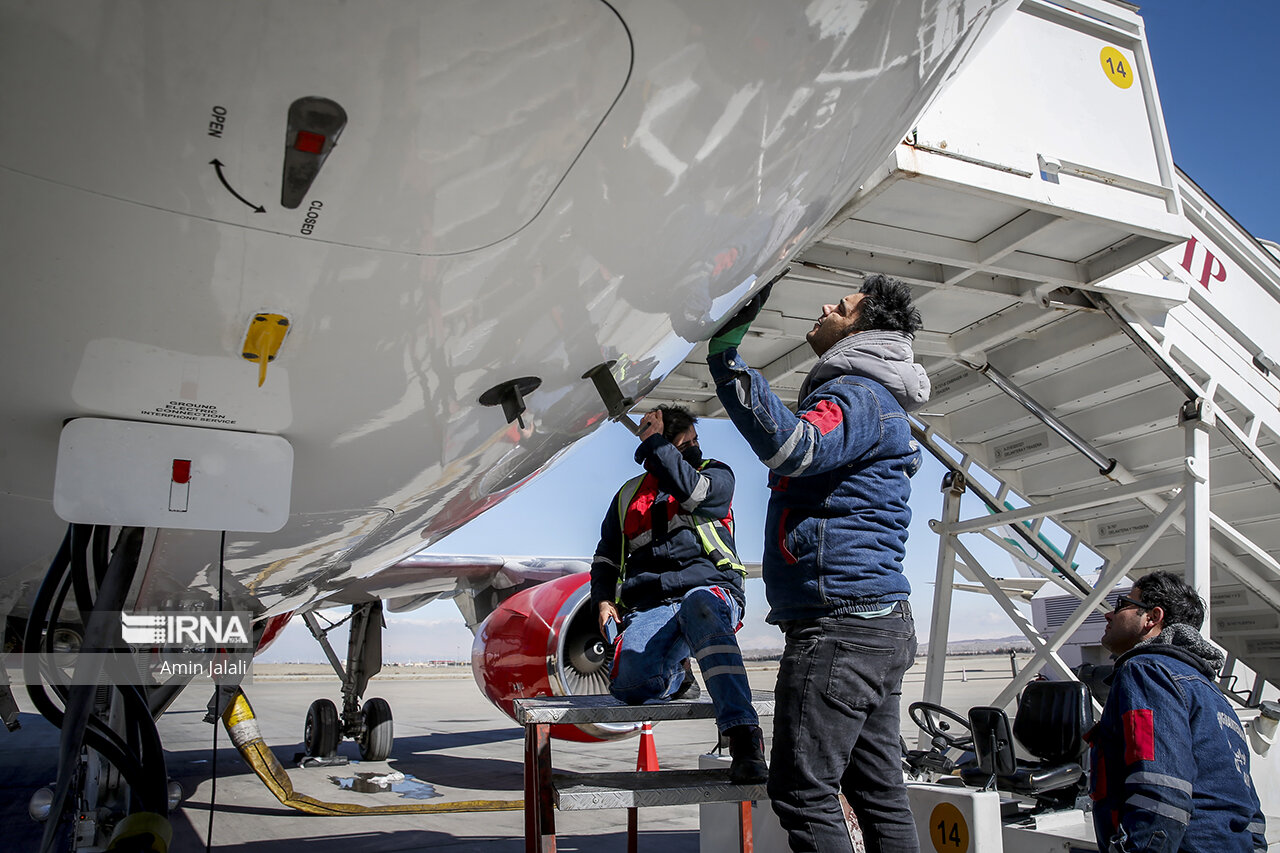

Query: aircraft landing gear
[
  {"left": 304, "top": 698, "right": 341, "bottom": 758},
  {"left": 301, "top": 601, "right": 395, "bottom": 761},
  {"left": 357, "top": 697, "right": 393, "bottom": 762}
]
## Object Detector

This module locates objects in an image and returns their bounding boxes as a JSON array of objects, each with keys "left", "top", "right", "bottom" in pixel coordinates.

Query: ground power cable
[
  {"left": 202, "top": 536, "right": 521, "bottom": 817},
  {"left": 206, "top": 530, "right": 227, "bottom": 853},
  {"left": 219, "top": 688, "right": 523, "bottom": 815}
]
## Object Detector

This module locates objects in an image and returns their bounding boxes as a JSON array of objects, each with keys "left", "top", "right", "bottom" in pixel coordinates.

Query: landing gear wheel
[
  {"left": 909, "top": 701, "right": 974, "bottom": 750},
  {"left": 304, "top": 698, "right": 341, "bottom": 757},
  {"left": 358, "top": 697, "right": 393, "bottom": 761}
]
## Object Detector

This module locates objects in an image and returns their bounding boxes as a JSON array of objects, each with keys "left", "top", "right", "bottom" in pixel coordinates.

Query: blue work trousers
[
  {"left": 767, "top": 608, "right": 919, "bottom": 853},
  {"left": 610, "top": 586, "right": 758, "bottom": 732}
]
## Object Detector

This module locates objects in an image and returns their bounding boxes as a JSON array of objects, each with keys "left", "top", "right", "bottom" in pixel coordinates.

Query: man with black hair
[
  {"left": 589, "top": 405, "right": 766, "bottom": 783},
  {"left": 707, "top": 274, "right": 928, "bottom": 852},
  {"left": 1089, "top": 570, "right": 1266, "bottom": 852}
]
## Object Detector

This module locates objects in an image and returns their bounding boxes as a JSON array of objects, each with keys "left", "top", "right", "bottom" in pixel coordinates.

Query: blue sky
[
  {"left": 259, "top": 2, "right": 1278, "bottom": 663},
  {"left": 1142, "top": 1, "right": 1279, "bottom": 241}
]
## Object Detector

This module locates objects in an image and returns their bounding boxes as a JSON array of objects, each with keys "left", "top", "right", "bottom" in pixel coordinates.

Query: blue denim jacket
[
  {"left": 1086, "top": 645, "right": 1267, "bottom": 852},
  {"left": 709, "top": 347, "right": 922, "bottom": 623}
]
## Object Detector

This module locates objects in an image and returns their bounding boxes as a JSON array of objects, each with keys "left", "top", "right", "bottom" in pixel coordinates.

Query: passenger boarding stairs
[{"left": 648, "top": 0, "right": 1280, "bottom": 707}]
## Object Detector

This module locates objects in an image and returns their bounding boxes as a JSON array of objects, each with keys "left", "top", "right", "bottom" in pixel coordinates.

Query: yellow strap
[
  {"left": 222, "top": 689, "right": 522, "bottom": 815},
  {"left": 107, "top": 812, "right": 172, "bottom": 852},
  {"left": 615, "top": 473, "right": 648, "bottom": 602}
]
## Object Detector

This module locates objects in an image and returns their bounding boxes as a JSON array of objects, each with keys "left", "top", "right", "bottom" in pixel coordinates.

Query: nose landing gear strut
[{"left": 300, "top": 600, "right": 394, "bottom": 762}]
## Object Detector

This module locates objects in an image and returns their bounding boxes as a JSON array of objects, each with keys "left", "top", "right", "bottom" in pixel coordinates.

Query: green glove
[{"left": 708, "top": 277, "right": 779, "bottom": 355}]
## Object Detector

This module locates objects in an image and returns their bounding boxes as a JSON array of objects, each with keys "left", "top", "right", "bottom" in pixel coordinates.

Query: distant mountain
[{"left": 937, "top": 636, "right": 1034, "bottom": 655}]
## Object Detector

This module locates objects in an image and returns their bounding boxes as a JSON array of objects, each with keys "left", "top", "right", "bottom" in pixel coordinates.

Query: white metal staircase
[{"left": 647, "top": 0, "right": 1280, "bottom": 705}]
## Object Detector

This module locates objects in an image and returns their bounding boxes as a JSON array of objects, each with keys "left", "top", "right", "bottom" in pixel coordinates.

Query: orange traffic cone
[{"left": 636, "top": 721, "right": 659, "bottom": 772}]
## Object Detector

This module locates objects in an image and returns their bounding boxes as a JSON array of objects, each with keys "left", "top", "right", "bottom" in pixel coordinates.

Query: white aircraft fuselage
[{"left": 1, "top": 0, "right": 1011, "bottom": 625}]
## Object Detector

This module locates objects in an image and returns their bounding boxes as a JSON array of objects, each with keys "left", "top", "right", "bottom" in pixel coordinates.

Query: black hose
[
  {"left": 69, "top": 524, "right": 96, "bottom": 619},
  {"left": 44, "top": 572, "right": 75, "bottom": 655},
  {"left": 24, "top": 528, "right": 72, "bottom": 708},
  {"left": 25, "top": 529, "right": 142, "bottom": 770},
  {"left": 91, "top": 525, "right": 109, "bottom": 586},
  {"left": 41, "top": 569, "right": 75, "bottom": 705},
  {"left": 39, "top": 527, "right": 149, "bottom": 853},
  {"left": 27, "top": 524, "right": 174, "bottom": 845},
  {"left": 117, "top": 681, "right": 168, "bottom": 814},
  {"left": 206, "top": 530, "right": 229, "bottom": 852},
  {"left": 126, "top": 692, "right": 143, "bottom": 813}
]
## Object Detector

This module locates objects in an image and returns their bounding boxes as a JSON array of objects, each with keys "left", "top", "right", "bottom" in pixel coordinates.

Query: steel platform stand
[{"left": 515, "top": 691, "right": 776, "bottom": 853}]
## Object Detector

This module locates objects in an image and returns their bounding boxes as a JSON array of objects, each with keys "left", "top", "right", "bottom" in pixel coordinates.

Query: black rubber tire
[
  {"left": 358, "top": 697, "right": 394, "bottom": 762},
  {"left": 304, "top": 698, "right": 341, "bottom": 757}
]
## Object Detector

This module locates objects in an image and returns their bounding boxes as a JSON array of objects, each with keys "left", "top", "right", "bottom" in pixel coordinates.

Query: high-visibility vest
[{"left": 614, "top": 461, "right": 745, "bottom": 602}]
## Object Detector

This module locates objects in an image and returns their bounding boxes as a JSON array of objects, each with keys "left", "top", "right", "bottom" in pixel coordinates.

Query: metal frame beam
[
  {"left": 946, "top": 471, "right": 1183, "bottom": 535},
  {"left": 919, "top": 472, "right": 966, "bottom": 748}
]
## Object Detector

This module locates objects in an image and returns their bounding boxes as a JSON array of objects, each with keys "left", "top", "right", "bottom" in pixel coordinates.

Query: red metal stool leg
[
  {"left": 524, "top": 723, "right": 556, "bottom": 852},
  {"left": 738, "top": 800, "right": 753, "bottom": 853},
  {"left": 524, "top": 725, "right": 537, "bottom": 853}
]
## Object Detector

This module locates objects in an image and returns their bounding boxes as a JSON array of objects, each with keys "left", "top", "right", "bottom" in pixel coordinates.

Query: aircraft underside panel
[{"left": 0, "top": 0, "right": 1016, "bottom": 621}]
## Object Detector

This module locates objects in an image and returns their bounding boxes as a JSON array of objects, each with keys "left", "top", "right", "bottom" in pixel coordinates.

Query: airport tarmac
[{"left": 1, "top": 654, "right": 1031, "bottom": 851}]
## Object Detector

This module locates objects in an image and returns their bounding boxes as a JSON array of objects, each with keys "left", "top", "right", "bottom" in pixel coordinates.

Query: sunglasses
[{"left": 1113, "top": 595, "right": 1153, "bottom": 613}]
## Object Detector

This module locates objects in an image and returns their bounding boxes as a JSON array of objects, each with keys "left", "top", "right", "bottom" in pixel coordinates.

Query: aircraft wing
[
  {"left": 314, "top": 554, "right": 592, "bottom": 611},
  {"left": 315, "top": 552, "right": 763, "bottom": 614},
  {"left": 941, "top": 553, "right": 1055, "bottom": 602},
  {"left": 952, "top": 579, "right": 1050, "bottom": 603}
]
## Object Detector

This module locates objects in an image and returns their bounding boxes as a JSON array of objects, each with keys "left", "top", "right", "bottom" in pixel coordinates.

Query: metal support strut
[
  {"left": 968, "top": 360, "right": 1117, "bottom": 476},
  {"left": 920, "top": 471, "right": 965, "bottom": 747}
]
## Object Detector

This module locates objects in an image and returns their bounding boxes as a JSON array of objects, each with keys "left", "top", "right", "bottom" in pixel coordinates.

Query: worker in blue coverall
[
  {"left": 590, "top": 405, "right": 767, "bottom": 783},
  {"left": 1088, "top": 570, "right": 1267, "bottom": 852},
  {"left": 706, "top": 274, "right": 929, "bottom": 853}
]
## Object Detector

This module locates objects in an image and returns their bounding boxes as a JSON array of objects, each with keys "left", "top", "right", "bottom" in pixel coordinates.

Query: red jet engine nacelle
[{"left": 471, "top": 572, "right": 640, "bottom": 742}]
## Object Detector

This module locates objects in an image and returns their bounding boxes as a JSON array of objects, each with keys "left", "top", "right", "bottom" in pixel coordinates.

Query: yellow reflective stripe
[
  {"left": 615, "top": 473, "right": 647, "bottom": 603},
  {"left": 691, "top": 459, "right": 744, "bottom": 573},
  {"left": 693, "top": 519, "right": 746, "bottom": 575}
]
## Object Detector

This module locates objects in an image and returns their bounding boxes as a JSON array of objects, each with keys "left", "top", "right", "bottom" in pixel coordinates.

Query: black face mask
[{"left": 681, "top": 446, "right": 703, "bottom": 468}]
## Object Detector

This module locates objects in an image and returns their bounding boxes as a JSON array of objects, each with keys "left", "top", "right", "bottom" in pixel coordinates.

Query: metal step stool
[{"left": 515, "top": 691, "right": 775, "bottom": 853}]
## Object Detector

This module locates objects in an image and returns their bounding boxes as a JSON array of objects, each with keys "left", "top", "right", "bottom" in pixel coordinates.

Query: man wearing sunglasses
[
  {"left": 589, "top": 405, "right": 766, "bottom": 783},
  {"left": 1088, "top": 570, "right": 1266, "bottom": 852}
]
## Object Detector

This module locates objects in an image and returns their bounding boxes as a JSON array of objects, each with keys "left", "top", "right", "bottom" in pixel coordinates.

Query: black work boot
[
  {"left": 671, "top": 658, "right": 701, "bottom": 700},
  {"left": 726, "top": 725, "right": 768, "bottom": 784}
]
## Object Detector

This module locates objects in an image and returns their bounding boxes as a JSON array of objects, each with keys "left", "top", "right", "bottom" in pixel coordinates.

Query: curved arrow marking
[{"left": 210, "top": 159, "right": 266, "bottom": 213}]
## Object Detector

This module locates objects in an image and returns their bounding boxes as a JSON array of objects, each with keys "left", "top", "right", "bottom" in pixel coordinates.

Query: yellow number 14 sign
[{"left": 929, "top": 802, "right": 971, "bottom": 852}]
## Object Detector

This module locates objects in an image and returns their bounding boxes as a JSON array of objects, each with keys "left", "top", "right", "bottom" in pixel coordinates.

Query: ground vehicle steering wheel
[{"left": 909, "top": 701, "right": 974, "bottom": 750}]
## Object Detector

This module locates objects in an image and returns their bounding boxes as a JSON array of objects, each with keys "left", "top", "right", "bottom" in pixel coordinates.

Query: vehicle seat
[{"left": 961, "top": 680, "right": 1094, "bottom": 808}]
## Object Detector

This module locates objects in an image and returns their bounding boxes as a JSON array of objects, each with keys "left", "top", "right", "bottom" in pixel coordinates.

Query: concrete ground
[{"left": 0, "top": 655, "right": 1028, "bottom": 851}]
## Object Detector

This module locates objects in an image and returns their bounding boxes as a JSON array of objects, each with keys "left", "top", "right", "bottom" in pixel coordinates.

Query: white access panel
[
  {"left": 54, "top": 418, "right": 293, "bottom": 532},
  {"left": 911, "top": 0, "right": 1179, "bottom": 233}
]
